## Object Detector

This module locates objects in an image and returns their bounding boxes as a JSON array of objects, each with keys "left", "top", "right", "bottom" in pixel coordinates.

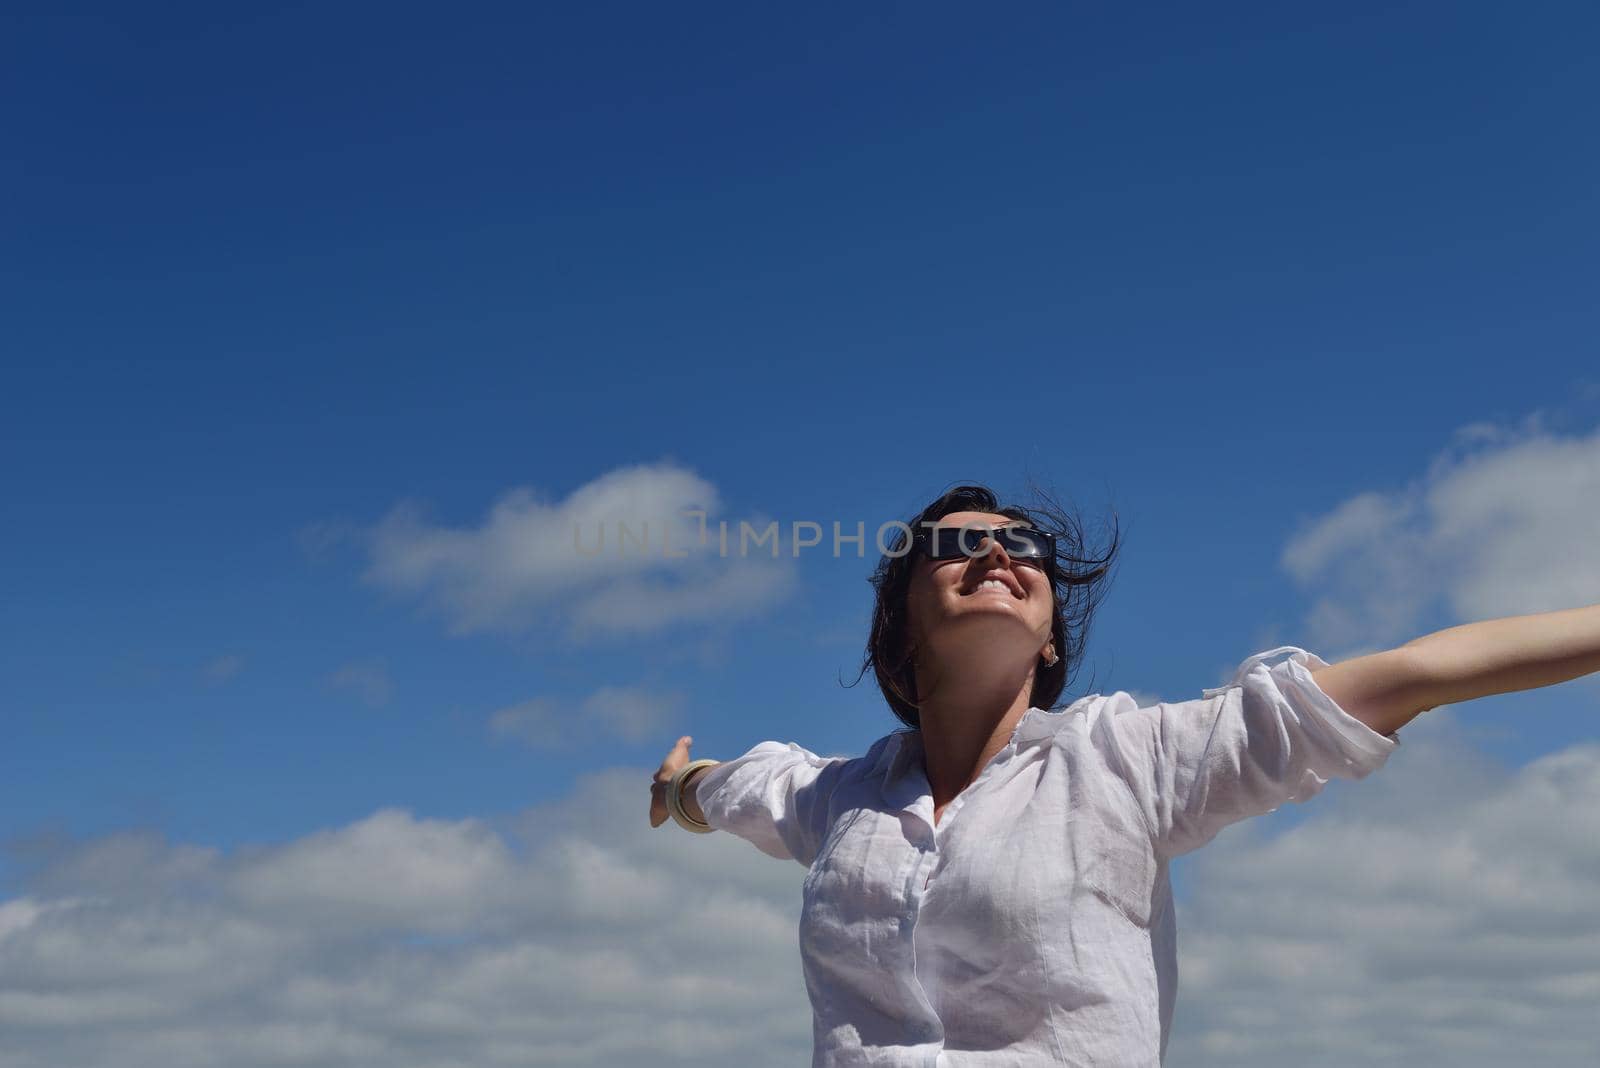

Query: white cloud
[
  {"left": 353, "top": 462, "right": 796, "bottom": 638},
  {"left": 488, "top": 686, "right": 682, "bottom": 748},
  {"left": 3, "top": 718, "right": 1597, "bottom": 1066},
  {"left": 225, "top": 808, "right": 521, "bottom": 934},
  {"left": 1282, "top": 417, "right": 1600, "bottom": 652},
  {"left": 1169, "top": 710, "right": 1600, "bottom": 1066},
  {"left": 486, "top": 697, "right": 567, "bottom": 748},
  {"left": 0, "top": 774, "right": 812, "bottom": 1068}
]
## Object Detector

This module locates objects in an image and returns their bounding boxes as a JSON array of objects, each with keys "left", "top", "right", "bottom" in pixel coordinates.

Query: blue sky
[{"left": 4, "top": 5, "right": 1600, "bottom": 1064}]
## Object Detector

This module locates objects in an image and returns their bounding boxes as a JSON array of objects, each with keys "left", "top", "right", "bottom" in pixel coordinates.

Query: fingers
[
  {"left": 650, "top": 775, "right": 673, "bottom": 828},
  {"left": 650, "top": 780, "right": 667, "bottom": 827},
  {"left": 657, "top": 735, "right": 692, "bottom": 776}
]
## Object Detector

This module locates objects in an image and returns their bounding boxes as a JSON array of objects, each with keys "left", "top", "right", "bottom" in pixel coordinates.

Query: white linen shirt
[{"left": 693, "top": 647, "right": 1402, "bottom": 1067}]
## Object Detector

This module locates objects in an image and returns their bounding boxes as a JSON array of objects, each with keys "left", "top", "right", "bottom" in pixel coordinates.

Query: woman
[{"left": 647, "top": 483, "right": 1600, "bottom": 1067}]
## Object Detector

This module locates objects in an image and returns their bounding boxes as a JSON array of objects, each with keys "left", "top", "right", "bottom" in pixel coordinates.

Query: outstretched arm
[
  {"left": 1309, "top": 603, "right": 1600, "bottom": 737},
  {"left": 689, "top": 741, "right": 855, "bottom": 864}
]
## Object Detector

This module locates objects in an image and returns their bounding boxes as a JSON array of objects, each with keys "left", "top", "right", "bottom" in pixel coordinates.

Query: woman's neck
[{"left": 914, "top": 658, "right": 1038, "bottom": 809}]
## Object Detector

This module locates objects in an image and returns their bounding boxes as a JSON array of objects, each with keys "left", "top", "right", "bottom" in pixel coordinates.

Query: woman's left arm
[{"left": 1310, "top": 602, "right": 1600, "bottom": 737}]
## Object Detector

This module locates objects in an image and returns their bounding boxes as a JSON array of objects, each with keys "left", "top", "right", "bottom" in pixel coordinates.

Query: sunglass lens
[
  {"left": 1000, "top": 528, "right": 1051, "bottom": 559},
  {"left": 957, "top": 527, "right": 991, "bottom": 556}
]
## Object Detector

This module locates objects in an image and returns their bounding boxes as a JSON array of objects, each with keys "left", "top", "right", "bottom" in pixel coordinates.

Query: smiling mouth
[{"left": 964, "top": 577, "right": 1022, "bottom": 598}]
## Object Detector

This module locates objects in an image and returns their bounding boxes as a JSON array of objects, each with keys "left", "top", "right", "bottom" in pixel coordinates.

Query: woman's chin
[{"left": 930, "top": 607, "right": 1038, "bottom": 645}]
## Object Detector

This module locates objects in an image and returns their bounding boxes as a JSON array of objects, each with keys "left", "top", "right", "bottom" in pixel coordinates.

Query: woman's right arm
[{"left": 649, "top": 735, "right": 854, "bottom": 866}]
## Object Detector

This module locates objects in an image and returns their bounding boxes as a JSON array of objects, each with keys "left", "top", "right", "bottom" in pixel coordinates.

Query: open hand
[{"left": 648, "top": 735, "right": 694, "bottom": 828}]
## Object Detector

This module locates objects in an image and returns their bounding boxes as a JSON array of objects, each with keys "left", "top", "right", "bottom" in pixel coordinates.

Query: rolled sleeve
[
  {"left": 1098, "top": 646, "right": 1402, "bottom": 858},
  {"left": 692, "top": 740, "right": 854, "bottom": 866}
]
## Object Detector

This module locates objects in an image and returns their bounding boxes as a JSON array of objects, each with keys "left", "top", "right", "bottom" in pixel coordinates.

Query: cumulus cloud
[
  {"left": 1282, "top": 416, "right": 1600, "bottom": 653},
  {"left": 488, "top": 685, "right": 683, "bottom": 748},
  {"left": 0, "top": 776, "right": 813, "bottom": 1068},
  {"left": 349, "top": 462, "right": 796, "bottom": 638},
  {"left": 3, "top": 717, "right": 1598, "bottom": 1067},
  {"left": 1170, "top": 710, "right": 1600, "bottom": 1066}
]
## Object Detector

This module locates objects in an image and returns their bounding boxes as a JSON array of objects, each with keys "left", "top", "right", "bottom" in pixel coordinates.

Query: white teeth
[{"left": 975, "top": 579, "right": 1012, "bottom": 595}]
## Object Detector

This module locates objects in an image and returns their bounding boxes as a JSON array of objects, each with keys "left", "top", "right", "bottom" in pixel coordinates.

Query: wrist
[
  {"left": 668, "top": 758, "right": 721, "bottom": 833},
  {"left": 683, "top": 760, "right": 718, "bottom": 814}
]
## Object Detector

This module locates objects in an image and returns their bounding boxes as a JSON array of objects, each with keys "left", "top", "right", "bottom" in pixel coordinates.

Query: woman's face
[{"left": 905, "top": 510, "right": 1056, "bottom": 663}]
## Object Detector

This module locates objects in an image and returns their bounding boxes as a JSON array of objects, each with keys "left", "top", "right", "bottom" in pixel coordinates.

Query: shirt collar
[{"left": 875, "top": 705, "right": 1078, "bottom": 789}]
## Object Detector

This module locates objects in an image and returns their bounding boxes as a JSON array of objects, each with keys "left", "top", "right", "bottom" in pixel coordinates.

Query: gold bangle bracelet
[{"left": 668, "top": 758, "right": 720, "bottom": 833}]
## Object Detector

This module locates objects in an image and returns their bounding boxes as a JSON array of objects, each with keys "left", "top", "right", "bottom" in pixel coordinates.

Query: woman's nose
[{"left": 976, "top": 535, "right": 1011, "bottom": 567}]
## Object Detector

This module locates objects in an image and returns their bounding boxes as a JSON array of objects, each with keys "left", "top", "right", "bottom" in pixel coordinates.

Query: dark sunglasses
[{"left": 912, "top": 523, "right": 1057, "bottom": 570}]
